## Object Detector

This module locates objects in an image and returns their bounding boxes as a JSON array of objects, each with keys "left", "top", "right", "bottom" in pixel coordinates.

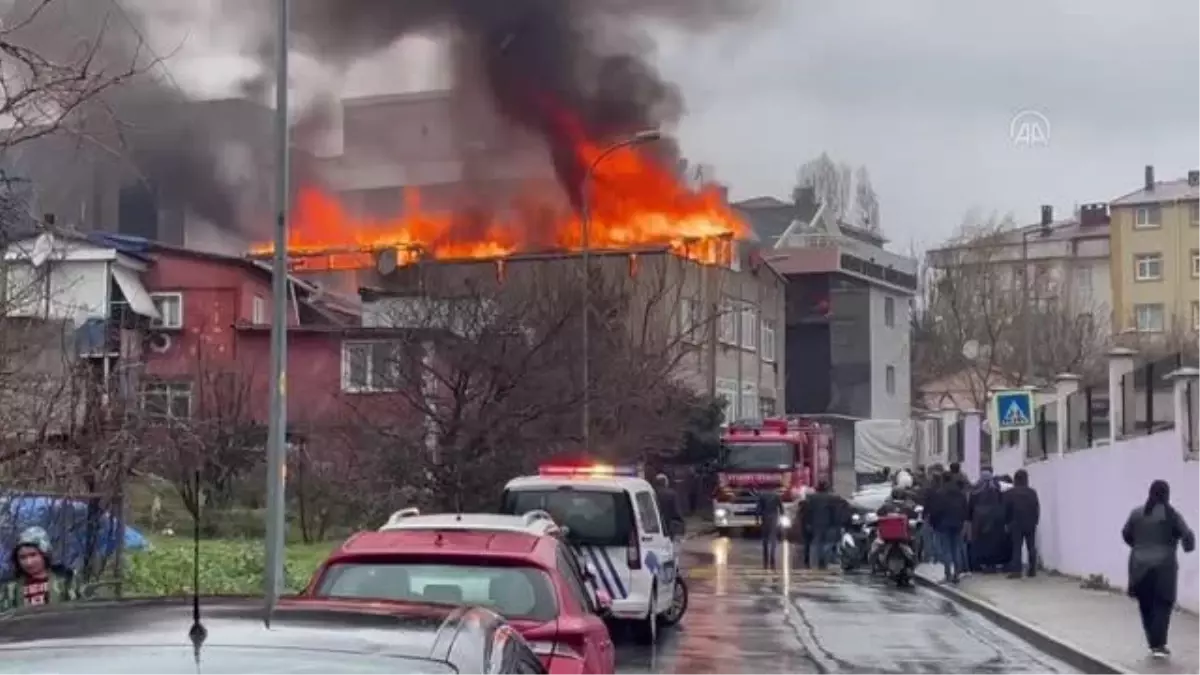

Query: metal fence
[
  {"left": 1027, "top": 400, "right": 1059, "bottom": 460},
  {"left": 1119, "top": 352, "right": 1188, "bottom": 438},
  {"left": 1064, "top": 383, "right": 1110, "bottom": 451},
  {"left": 0, "top": 490, "right": 127, "bottom": 596}
]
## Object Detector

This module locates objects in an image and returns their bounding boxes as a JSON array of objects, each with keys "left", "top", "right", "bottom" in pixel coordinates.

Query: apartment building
[
  {"left": 1108, "top": 165, "right": 1200, "bottom": 335},
  {"left": 926, "top": 203, "right": 1113, "bottom": 326}
]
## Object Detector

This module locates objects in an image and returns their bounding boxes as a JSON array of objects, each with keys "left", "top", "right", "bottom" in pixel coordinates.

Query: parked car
[
  {"left": 0, "top": 595, "right": 546, "bottom": 673},
  {"left": 304, "top": 511, "right": 615, "bottom": 674}
]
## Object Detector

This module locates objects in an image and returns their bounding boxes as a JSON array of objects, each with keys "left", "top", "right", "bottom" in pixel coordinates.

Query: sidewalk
[{"left": 916, "top": 564, "right": 1199, "bottom": 674}]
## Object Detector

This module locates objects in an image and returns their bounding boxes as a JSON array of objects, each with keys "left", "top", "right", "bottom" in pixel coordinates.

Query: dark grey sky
[{"left": 142, "top": 0, "right": 1199, "bottom": 250}]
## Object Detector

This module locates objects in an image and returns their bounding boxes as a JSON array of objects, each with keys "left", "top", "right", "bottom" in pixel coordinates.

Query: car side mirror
[{"left": 594, "top": 588, "right": 613, "bottom": 616}]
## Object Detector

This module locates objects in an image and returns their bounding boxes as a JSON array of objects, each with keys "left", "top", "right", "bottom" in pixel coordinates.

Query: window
[
  {"left": 1192, "top": 250, "right": 1199, "bottom": 278},
  {"left": 555, "top": 545, "right": 596, "bottom": 613},
  {"left": 1191, "top": 202, "right": 1199, "bottom": 227},
  {"left": 150, "top": 292, "right": 183, "bottom": 329},
  {"left": 716, "top": 386, "right": 738, "bottom": 418},
  {"left": 740, "top": 390, "right": 758, "bottom": 420},
  {"left": 501, "top": 489, "right": 633, "bottom": 547},
  {"left": 717, "top": 299, "right": 737, "bottom": 344},
  {"left": 341, "top": 340, "right": 402, "bottom": 393},
  {"left": 252, "top": 295, "right": 266, "bottom": 324},
  {"left": 740, "top": 307, "right": 757, "bottom": 350},
  {"left": 760, "top": 320, "right": 776, "bottom": 363},
  {"left": 633, "top": 491, "right": 662, "bottom": 535},
  {"left": 315, "top": 562, "right": 557, "bottom": 621},
  {"left": 759, "top": 397, "right": 776, "bottom": 418},
  {"left": 884, "top": 296, "right": 895, "bottom": 328},
  {"left": 1134, "top": 206, "right": 1161, "bottom": 229},
  {"left": 885, "top": 365, "right": 896, "bottom": 395},
  {"left": 140, "top": 381, "right": 192, "bottom": 419},
  {"left": 678, "top": 298, "right": 699, "bottom": 343},
  {"left": 1134, "top": 253, "right": 1163, "bottom": 281},
  {"left": 1134, "top": 303, "right": 1165, "bottom": 333}
]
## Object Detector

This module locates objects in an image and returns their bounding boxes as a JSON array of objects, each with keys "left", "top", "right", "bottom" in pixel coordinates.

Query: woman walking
[{"left": 1122, "top": 480, "right": 1195, "bottom": 659}]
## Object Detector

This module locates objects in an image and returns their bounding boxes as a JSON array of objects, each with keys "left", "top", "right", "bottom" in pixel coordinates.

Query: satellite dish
[
  {"left": 961, "top": 339, "right": 980, "bottom": 360},
  {"left": 377, "top": 248, "right": 398, "bottom": 276}
]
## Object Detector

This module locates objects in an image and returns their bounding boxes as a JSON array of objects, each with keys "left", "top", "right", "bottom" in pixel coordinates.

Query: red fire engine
[{"left": 711, "top": 417, "right": 834, "bottom": 535}]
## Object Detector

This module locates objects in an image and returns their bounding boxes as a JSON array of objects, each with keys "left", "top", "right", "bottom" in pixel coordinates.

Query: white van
[{"left": 500, "top": 464, "right": 687, "bottom": 644}]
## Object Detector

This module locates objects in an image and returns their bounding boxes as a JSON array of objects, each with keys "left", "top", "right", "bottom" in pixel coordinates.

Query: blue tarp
[{"left": 0, "top": 495, "right": 147, "bottom": 578}]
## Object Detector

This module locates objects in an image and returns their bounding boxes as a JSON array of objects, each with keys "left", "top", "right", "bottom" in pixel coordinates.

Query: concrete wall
[
  {"left": 869, "top": 285, "right": 911, "bottom": 419},
  {"left": 993, "top": 433, "right": 1199, "bottom": 611}
]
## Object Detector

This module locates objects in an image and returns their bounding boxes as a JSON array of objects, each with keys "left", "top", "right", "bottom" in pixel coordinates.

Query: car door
[
  {"left": 557, "top": 544, "right": 615, "bottom": 673},
  {"left": 632, "top": 489, "right": 674, "bottom": 611}
]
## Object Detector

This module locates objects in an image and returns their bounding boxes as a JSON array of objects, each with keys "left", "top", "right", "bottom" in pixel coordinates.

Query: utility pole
[{"left": 264, "top": 0, "right": 290, "bottom": 617}]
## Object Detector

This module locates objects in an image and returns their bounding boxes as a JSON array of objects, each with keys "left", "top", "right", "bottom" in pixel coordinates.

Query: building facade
[
  {"left": 1108, "top": 166, "right": 1200, "bottom": 335},
  {"left": 736, "top": 190, "right": 918, "bottom": 421}
]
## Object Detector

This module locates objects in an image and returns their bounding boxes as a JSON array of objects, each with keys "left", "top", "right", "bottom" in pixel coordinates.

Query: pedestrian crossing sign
[{"left": 991, "top": 389, "right": 1035, "bottom": 432}]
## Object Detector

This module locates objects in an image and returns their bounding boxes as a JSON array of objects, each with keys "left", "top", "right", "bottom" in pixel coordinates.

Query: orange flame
[{"left": 250, "top": 137, "right": 747, "bottom": 270}]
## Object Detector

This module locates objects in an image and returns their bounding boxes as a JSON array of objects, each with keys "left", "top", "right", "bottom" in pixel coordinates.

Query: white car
[{"left": 499, "top": 463, "right": 687, "bottom": 645}]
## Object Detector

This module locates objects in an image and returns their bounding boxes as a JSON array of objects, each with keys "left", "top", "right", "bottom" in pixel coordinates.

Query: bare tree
[
  {"left": 341, "top": 254, "right": 711, "bottom": 512},
  {"left": 853, "top": 166, "right": 881, "bottom": 232},
  {"left": 796, "top": 153, "right": 852, "bottom": 224},
  {"left": 0, "top": 0, "right": 147, "bottom": 152},
  {"left": 914, "top": 214, "right": 1108, "bottom": 410}
]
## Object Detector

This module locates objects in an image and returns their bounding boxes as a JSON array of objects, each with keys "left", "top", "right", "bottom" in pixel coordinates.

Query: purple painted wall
[{"left": 994, "top": 433, "right": 1199, "bottom": 611}]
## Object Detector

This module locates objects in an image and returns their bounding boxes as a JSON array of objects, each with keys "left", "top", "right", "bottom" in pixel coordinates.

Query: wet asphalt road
[{"left": 615, "top": 535, "right": 1078, "bottom": 674}]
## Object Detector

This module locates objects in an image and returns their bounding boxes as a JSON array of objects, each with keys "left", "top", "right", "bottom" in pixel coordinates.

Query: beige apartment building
[{"left": 1109, "top": 166, "right": 1200, "bottom": 335}]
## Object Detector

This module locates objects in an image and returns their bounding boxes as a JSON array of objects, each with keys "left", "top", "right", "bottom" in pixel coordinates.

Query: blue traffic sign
[{"left": 992, "top": 389, "right": 1035, "bottom": 431}]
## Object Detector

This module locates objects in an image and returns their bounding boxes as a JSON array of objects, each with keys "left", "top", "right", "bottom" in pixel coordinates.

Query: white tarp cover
[{"left": 854, "top": 419, "right": 915, "bottom": 473}]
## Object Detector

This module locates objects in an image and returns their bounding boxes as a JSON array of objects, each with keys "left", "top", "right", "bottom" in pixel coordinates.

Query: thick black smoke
[
  {"left": 3, "top": 0, "right": 239, "bottom": 234},
  {"left": 283, "top": 0, "right": 772, "bottom": 207}
]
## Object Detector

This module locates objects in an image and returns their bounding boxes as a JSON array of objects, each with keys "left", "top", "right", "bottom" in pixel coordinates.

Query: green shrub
[{"left": 122, "top": 537, "right": 337, "bottom": 596}]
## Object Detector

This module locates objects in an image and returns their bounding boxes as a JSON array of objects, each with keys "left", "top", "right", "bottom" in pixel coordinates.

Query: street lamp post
[
  {"left": 264, "top": 0, "right": 291, "bottom": 616},
  {"left": 580, "top": 129, "right": 662, "bottom": 449},
  {"left": 1020, "top": 221, "right": 1053, "bottom": 384}
]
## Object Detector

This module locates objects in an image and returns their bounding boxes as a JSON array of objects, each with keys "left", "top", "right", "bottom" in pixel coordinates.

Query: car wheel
[
  {"left": 632, "top": 584, "right": 658, "bottom": 645},
  {"left": 658, "top": 577, "right": 688, "bottom": 627}
]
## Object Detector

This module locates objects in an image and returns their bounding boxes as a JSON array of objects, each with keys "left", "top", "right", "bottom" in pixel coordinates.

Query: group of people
[
  {"left": 892, "top": 463, "right": 1040, "bottom": 584},
  {"left": 754, "top": 480, "right": 849, "bottom": 570}
]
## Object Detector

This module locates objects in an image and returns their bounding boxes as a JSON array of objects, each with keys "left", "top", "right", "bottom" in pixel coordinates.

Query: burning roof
[{"left": 249, "top": 130, "right": 747, "bottom": 271}]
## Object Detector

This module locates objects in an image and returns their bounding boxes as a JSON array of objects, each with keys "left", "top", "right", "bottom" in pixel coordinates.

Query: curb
[{"left": 913, "top": 572, "right": 1130, "bottom": 674}]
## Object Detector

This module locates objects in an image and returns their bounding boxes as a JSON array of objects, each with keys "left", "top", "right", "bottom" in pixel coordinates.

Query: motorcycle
[
  {"left": 839, "top": 512, "right": 875, "bottom": 572},
  {"left": 872, "top": 511, "right": 919, "bottom": 587}
]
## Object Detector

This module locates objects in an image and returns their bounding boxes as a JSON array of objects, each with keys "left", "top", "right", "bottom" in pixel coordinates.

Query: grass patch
[{"left": 121, "top": 535, "right": 339, "bottom": 596}]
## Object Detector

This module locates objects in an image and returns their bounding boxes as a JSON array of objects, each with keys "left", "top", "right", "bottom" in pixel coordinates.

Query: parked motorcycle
[{"left": 839, "top": 512, "right": 875, "bottom": 572}]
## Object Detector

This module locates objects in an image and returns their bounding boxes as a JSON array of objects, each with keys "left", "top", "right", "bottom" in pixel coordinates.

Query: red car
[{"left": 303, "top": 511, "right": 616, "bottom": 674}]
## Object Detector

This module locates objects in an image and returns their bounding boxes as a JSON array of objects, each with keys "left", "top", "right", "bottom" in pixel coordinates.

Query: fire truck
[{"left": 711, "top": 417, "right": 834, "bottom": 536}]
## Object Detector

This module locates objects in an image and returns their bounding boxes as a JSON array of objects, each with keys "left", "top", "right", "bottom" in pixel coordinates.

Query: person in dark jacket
[
  {"left": 946, "top": 462, "right": 969, "bottom": 492},
  {"left": 968, "top": 469, "right": 1007, "bottom": 571},
  {"left": 653, "top": 474, "right": 685, "bottom": 538},
  {"left": 927, "top": 474, "right": 969, "bottom": 583},
  {"left": 755, "top": 488, "right": 784, "bottom": 570},
  {"left": 801, "top": 481, "right": 841, "bottom": 569},
  {"left": 1003, "top": 469, "right": 1040, "bottom": 578},
  {"left": 1122, "top": 480, "right": 1195, "bottom": 659}
]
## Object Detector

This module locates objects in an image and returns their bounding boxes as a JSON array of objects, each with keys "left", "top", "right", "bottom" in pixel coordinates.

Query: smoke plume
[
  {"left": 281, "top": 0, "right": 773, "bottom": 207},
  {"left": 3, "top": 0, "right": 240, "bottom": 234}
]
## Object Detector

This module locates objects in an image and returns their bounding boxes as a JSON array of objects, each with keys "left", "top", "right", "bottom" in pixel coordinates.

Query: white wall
[{"left": 4, "top": 259, "right": 109, "bottom": 321}]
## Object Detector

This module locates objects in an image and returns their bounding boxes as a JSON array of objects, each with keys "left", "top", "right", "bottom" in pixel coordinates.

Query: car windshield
[
  {"left": 315, "top": 562, "right": 558, "bottom": 621},
  {"left": 0, "top": 646, "right": 456, "bottom": 674},
  {"left": 721, "top": 442, "right": 794, "bottom": 471},
  {"left": 501, "top": 488, "right": 633, "bottom": 547}
]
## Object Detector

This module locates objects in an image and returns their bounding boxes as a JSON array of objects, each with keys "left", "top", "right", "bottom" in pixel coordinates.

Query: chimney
[
  {"left": 1040, "top": 204, "right": 1053, "bottom": 226},
  {"left": 1188, "top": 170, "right": 1199, "bottom": 187},
  {"left": 1079, "top": 203, "right": 1110, "bottom": 227},
  {"left": 1144, "top": 165, "right": 1155, "bottom": 191}
]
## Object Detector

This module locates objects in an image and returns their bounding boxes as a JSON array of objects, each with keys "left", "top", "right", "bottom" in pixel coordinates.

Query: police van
[{"left": 500, "top": 462, "right": 687, "bottom": 644}]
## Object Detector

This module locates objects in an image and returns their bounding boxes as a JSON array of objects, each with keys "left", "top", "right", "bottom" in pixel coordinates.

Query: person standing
[
  {"left": 0, "top": 527, "right": 80, "bottom": 611},
  {"left": 1003, "top": 469, "right": 1040, "bottom": 578},
  {"left": 927, "top": 473, "right": 969, "bottom": 583},
  {"left": 801, "top": 481, "right": 839, "bottom": 569},
  {"left": 756, "top": 487, "right": 784, "bottom": 570},
  {"left": 653, "top": 474, "right": 685, "bottom": 538},
  {"left": 967, "top": 469, "right": 1007, "bottom": 572},
  {"left": 1122, "top": 480, "right": 1195, "bottom": 659}
]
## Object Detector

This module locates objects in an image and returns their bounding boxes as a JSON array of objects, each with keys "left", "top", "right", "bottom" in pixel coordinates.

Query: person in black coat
[
  {"left": 1122, "top": 480, "right": 1195, "bottom": 659},
  {"left": 1003, "top": 469, "right": 1040, "bottom": 578},
  {"left": 801, "top": 481, "right": 842, "bottom": 569},
  {"left": 926, "top": 473, "right": 969, "bottom": 583}
]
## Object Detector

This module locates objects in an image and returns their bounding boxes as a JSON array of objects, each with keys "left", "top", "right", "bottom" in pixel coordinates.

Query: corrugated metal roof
[{"left": 1111, "top": 178, "right": 1200, "bottom": 206}]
